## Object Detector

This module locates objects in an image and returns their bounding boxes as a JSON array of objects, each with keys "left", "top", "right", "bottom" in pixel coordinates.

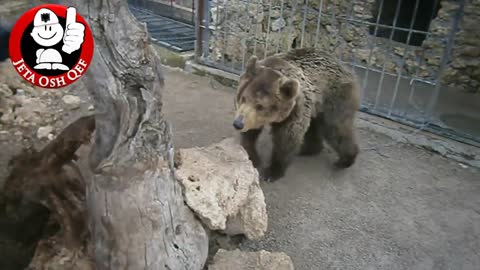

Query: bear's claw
[{"left": 259, "top": 167, "right": 284, "bottom": 182}]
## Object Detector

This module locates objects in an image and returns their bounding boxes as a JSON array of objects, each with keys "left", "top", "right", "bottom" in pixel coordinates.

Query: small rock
[
  {"left": 419, "top": 69, "right": 431, "bottom": 77},
  {"left": 37, "top": 125, "right": 53, "bottom": 139},
  {"left": 465, "top": 58, "right": 480, "bottom": 67},
  {"left": 270, "top": 9, "right": 282, "bottom": 19},
  {"left": 209, "top": 249, "right": 295, "bottom": 270},
  {"left": 354, "top": 48, "right": 372, "bottom": 62},
  {"left": 342, "top": 28, "right": 355, "bottom": 42},
  {"left": 0, "top": 109, "right": 14, "bottom": 124},
  {"left": 394, "top": 47, "right": 406, "bottom": 57},
  {"left": 0, "top": 84, "right": 12, "bottom": 96},
  {"left": 459, "top": 163, "right": 469, "bottom": 169},
  {"left": 62, "top": 95, "right": 82, "bottom": 108},
  {"left": 271, "top": 17, "right": 286, "bottom": 32},
  {"left": 15, "top": 89, "right": 25, "bottom": 96},
  {"left": 353, "top": 5, "right": 364, "bottom": 12},
  {"left": 47, "top": 133, "right": 55, "bottom": 141},
  {"left": 88, "top": 105, "right": 94, "bottom": 111},
  {"left": 459, "top": 45, "right": 480, "bottom": 57},
  {"left": 13, "top": 97, "right": 49, "bottom": 125},
  {"left": 326, "top": 25, "right": 333, "bottom": 33},
  {"left": 452, "top": 59, "right": 467, "bottom": 69}
]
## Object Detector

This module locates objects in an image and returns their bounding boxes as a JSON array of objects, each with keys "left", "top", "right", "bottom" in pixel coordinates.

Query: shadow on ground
[{"left": 162, "top": 67, "right": 480, "bottom": 270}]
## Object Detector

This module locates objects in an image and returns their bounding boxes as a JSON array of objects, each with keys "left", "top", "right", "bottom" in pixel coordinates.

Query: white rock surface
[
  {"left": 13, "top": 97, "right": 49, "bottom": 125},
  {"left": 208, "top": 249, "right": 295, "bottom": 270},
  {"left": 62, "top": 95, "right": 81, "bottom": 108},
  {"left": 271, "top": 17, "right": 286, "bottom": 31},
  {"left": 15, "top": 89, "right": 25, "bottom": 96},
  {"left": 37, "top": 125, "right": 53, "bottom": 139},
  {"left": 176, "top": 138, "right": 267, "bottom": 240}
]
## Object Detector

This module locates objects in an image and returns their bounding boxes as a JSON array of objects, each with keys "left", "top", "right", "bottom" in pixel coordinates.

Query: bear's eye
[{"left": 256, "top": 104, "right": 264, "bottom": 111}]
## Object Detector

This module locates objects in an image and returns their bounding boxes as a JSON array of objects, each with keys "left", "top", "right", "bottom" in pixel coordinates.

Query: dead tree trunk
[{"left": 64, "top": 0, "right": 208, "bottom": 269}]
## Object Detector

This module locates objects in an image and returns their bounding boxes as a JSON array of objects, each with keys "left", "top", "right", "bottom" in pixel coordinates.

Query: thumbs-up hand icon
[{"left": 62, "top": 7, "right": 85, "bottom": 54}]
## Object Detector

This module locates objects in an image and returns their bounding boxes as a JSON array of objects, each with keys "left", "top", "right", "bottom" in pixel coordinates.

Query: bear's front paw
[
  {"left": 334, "top": 156, "right": 356, "bottom": 169},
  {"left": 259, "top": 167, "right": 285, "bottom": 182}
]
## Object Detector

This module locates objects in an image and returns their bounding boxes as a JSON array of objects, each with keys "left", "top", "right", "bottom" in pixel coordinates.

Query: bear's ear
[
  {"left": 245, "top": 55, "right": 258, "bottom": 75},
  {"left": 279, "top": 79, "right": 300, "bottom": 100}
]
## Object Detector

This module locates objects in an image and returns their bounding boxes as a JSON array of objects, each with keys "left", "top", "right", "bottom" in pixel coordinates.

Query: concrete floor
[{"left": 161, "top": 67, "right": 480, "bottom": 270}]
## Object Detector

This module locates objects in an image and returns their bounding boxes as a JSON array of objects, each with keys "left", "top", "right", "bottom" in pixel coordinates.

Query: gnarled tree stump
[{"left": 64, "top": 0, "right": 208, "bottom": 269}]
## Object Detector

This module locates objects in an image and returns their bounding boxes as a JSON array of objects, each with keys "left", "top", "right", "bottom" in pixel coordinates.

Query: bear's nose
[{"left": 233, "top": 117, "right": 244, "bottom": 130}]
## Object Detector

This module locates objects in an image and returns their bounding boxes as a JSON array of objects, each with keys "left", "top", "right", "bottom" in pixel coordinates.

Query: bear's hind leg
[
  {"left": 240, "top": 128, "right": 263, "bottom": 169},
  {"left": 299, "top": 114, "right": 325, "bottom": 156},
  {"left": 324, "top": 117, "right": 359, "bottom": 169}
]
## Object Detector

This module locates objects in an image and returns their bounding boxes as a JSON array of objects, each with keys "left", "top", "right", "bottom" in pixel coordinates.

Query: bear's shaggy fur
[{"left": 233, "top": 48, "right": 360, "bottom": 182}]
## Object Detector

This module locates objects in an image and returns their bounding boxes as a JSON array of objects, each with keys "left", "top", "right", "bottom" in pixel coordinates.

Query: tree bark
[{"left": 64, "top": 0, "right": 208, "bottom": 269}]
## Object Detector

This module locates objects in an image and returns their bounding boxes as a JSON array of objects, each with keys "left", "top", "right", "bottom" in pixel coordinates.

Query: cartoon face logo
[
  {"left": 28, "top": 7, "right": 86, "bottom": 71},
  {"left": 9, "top": 4, "right": 93, "bottom": 89},
  {"left": 31, "top": 9, "right": 64, "bottom": 47}
]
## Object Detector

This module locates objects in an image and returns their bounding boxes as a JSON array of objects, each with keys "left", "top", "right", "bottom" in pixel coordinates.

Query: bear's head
[{"left": 233, "top": 56, "right": 300, "bottom": 132}]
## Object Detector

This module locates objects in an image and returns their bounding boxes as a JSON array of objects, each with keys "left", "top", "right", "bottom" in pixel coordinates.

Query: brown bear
[{"left": 233, "top": 48, "right": 360, "bottom": 182}]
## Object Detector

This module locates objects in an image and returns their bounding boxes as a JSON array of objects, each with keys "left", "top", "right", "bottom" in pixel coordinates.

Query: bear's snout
[{"left": 233, "top": 116, "right": 244, "bottom": 130}]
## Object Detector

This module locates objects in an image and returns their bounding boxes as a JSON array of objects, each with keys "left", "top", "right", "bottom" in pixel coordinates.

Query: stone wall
[
  {"left": 206, "top": 0, "right": 478, "bottom": 93},
  {"left": 443, "top": 0, "right": 480, "bottom": 93}
]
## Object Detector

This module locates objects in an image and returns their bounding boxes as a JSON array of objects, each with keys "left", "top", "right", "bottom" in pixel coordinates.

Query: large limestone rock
[
  {"left": 176, "top": 138, "right": 268, "bottom": 240},
  {"left": 208, "top": 249, "right": 295, "bottom": 270}
]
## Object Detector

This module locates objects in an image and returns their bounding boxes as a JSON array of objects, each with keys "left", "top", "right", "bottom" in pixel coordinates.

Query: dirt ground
[
  {"left": 161, "top": 68, "right": 480, "bottom": 270},
  {"left": 1, "top": 64, "right": 480, "bottom": 270}
]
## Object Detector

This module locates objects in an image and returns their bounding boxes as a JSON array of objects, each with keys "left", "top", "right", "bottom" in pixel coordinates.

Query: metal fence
[
  {"left": 129, "top": 0, "right": 196, "bottom": 25},
  {"left": 195, "top": 0, "right": 480, "bottom": 147},
  {"left": 128, "top": 0, "right": 197, "bottom": 52}
]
